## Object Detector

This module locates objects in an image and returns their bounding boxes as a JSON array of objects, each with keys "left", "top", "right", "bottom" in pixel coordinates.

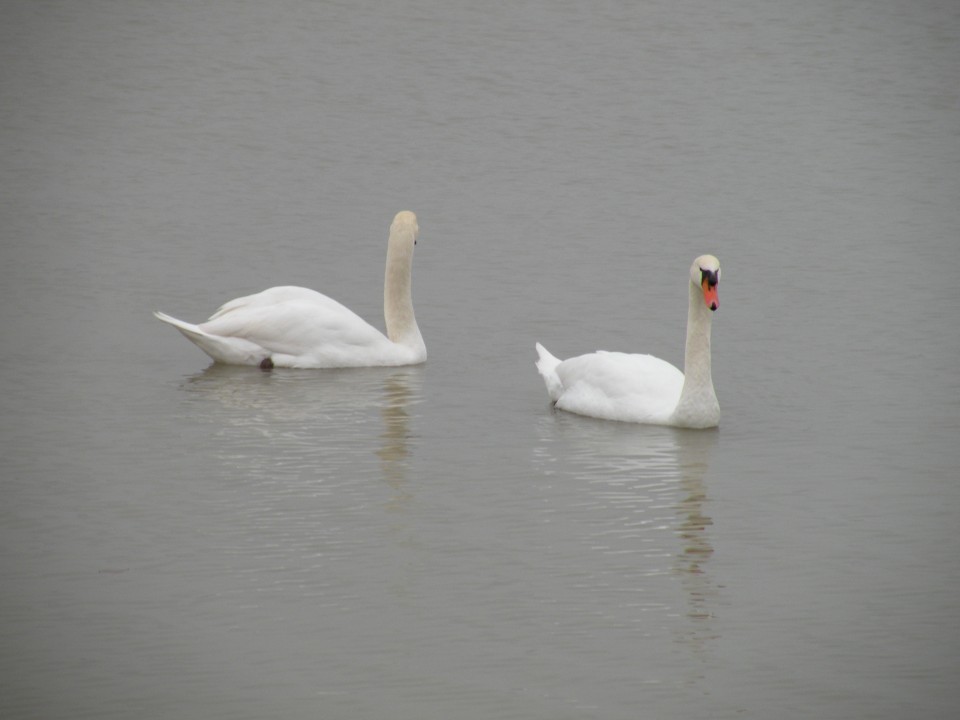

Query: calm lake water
[{"left": 2, "top": 1, "right": 959, "bottom": 718}]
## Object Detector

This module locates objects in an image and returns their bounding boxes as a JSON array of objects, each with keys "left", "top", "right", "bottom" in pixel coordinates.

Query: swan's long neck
[
  {"left": 673, "top": 281, "right": 719, "bottom": 428},
  {"left": 383, "top": 231, "right": 423, "bottom": 351}
]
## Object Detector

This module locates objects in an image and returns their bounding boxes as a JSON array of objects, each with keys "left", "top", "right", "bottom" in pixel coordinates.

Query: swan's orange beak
[{"left": 702, "top": 278, "right": 719, "bottom": 311}]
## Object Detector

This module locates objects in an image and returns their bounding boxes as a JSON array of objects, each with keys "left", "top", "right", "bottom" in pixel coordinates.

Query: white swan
[
  {"left": 535, "top": 255, "right": 721, "bottom": 428},
  {"left": 155, "top": 211, "right": 426, "bottom": 369}
]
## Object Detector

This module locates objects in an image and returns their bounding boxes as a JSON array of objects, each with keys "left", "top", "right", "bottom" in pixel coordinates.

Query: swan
[
  {"left": 154, "top": 211, "right": 426, "bottom": 369},
  {"left": 535, "top": 255, "right": 721, "bottom": 428}
]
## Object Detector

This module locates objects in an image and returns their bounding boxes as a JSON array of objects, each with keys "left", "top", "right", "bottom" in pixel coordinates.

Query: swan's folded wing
[
  {"left": 200, "top": 294, "right": 389, "bottom": 359},
  {"left": 555, "top": 351, "right": 685, "bottom": 424}
]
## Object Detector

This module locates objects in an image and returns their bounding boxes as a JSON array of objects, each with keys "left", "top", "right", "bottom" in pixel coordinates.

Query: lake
[{"left": 1, "top": 1, "right": 958, "bottom": 718}]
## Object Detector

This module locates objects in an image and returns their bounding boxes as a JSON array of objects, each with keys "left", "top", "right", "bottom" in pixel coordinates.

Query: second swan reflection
[{"left": 533, "top": 414, "right": 720, "bottom": 659}]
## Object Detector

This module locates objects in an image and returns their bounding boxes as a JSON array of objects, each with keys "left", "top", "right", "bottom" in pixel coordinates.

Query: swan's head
[
  {"left": 691, "top": 255, "right": 720, "bottom": 312},
  {"left": 390, "top": 210, "right": 419, "bottom": 248}
]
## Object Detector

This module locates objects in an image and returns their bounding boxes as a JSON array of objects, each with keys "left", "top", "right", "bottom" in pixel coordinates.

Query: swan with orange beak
[{"left": 535, "top": 255, "right": 722, "bottom": 428}]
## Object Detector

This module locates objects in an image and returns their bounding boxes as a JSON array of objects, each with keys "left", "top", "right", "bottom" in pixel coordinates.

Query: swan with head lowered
[
  {"left": 535, "top": 255, "right": 721, "bottom": 429},
  {"left": 155, "top": 211, "right": 426, "bottom": 369}
]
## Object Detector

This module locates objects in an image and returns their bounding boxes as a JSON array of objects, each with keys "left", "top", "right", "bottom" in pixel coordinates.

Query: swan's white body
[
  {"left": 155, "top": 211, "right": 426, "bottom": 369},
  {"left": 535, "top": 255, "right": 721, "bottom": 429}
]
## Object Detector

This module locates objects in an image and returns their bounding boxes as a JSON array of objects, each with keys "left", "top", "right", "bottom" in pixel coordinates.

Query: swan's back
[
  {"left": 553, "top": 351, "right": 685, "bottom": 425},
  {"left": 207, "top": 286, "right": 345, "bottom": 320}
]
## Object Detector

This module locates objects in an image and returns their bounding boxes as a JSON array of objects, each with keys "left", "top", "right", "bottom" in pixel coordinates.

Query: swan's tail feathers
[
  {"left": 535, "top": 342, "right": 564, "bottom": 403},
  {"left": 154, "top": 311, "right": 202, "bottom": 335},
  {"left": 154, "top": 311, "right": 261, "bottom": 365}
]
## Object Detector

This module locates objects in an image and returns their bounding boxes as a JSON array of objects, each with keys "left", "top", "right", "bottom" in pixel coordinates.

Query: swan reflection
[
  {"left": 534, "top": 412, "right": 718, "bottom": 652},
  {"left": 178, "top": 364, "right": 422, "bottom": 509},
  {"left": 376, "top": 371, "right": 418, "bottom": 511}
]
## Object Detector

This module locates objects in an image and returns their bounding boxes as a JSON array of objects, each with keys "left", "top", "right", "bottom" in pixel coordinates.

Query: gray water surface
[{"left": 2, "top": 1, "right": 959, "bottom": 718}]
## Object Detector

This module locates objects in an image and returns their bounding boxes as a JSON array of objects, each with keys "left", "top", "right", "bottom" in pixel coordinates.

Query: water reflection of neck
[
  {"left": 377, "top": 370, "right": 419, "bottom": 510},
  {"left": 672, "top": 429, "right": 718, "bottom": 657}
]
